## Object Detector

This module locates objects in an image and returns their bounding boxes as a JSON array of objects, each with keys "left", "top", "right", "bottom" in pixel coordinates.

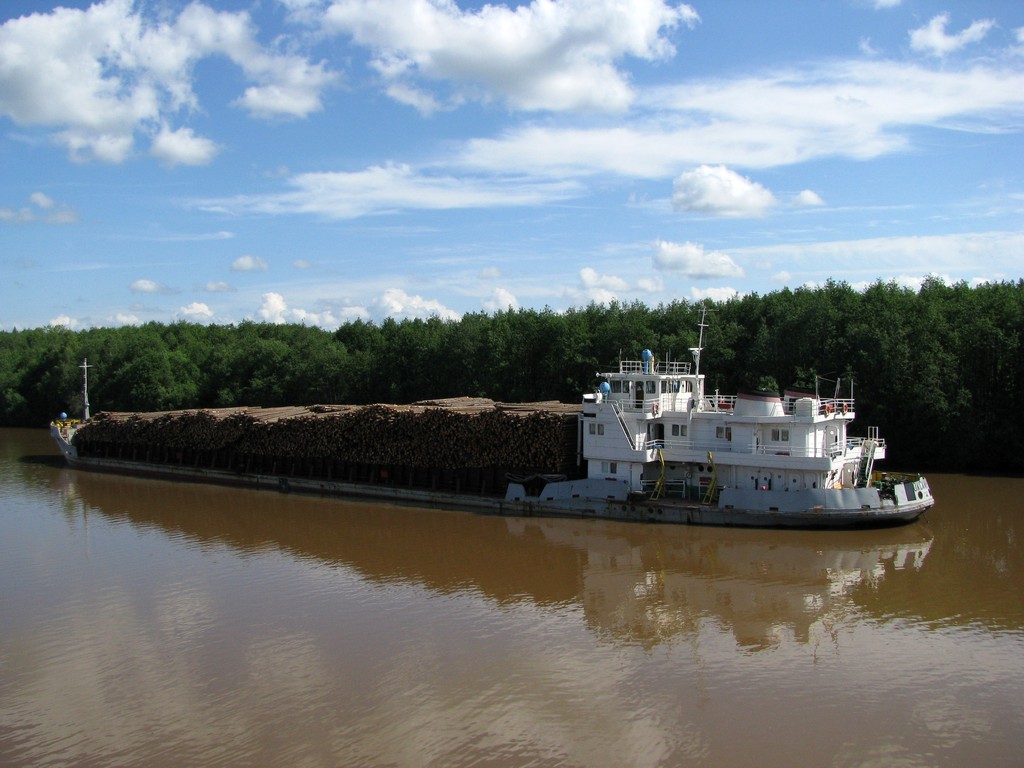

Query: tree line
[{"left": 2, "top": 278, "right": 1022, "bottom": 472}]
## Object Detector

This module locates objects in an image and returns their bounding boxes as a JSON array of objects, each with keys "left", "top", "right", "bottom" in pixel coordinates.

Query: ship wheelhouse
[{"left": 582, "top": 351, "right": 883, "bottom": 502}]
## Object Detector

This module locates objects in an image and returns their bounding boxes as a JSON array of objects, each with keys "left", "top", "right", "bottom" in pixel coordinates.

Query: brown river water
[{"left": 1, "top": 427, "right": 1021, "bottom": 767}]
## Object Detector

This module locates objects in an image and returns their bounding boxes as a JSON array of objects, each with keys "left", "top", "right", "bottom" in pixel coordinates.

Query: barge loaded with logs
[{"left": 50, "top": 317, "right": 934, "bottom": 528}]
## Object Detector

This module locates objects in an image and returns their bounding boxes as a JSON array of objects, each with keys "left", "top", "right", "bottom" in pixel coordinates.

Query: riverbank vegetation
[{"left": 3, "top": 279, "right": 1022, "bottom": 472}]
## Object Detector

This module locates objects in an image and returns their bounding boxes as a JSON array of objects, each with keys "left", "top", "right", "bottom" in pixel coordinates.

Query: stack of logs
[{"left": 73, "top": 397, "right": 582, "bottom": 475}]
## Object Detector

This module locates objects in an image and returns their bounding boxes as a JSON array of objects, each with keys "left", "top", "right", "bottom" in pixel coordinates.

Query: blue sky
[{"left": 2, "top": 0, "right": 1022, "bottom": 330}]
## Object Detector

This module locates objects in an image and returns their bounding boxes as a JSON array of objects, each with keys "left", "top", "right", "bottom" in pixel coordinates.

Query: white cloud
[
  {"left": 859, "top": 37, "right": 880, "bottom": 56},
  {"left": 233, "top": 56, "right": 338, "bottom": 119},
  {"left": 580, "top": 266, "right": 629, "bottom": 292},
  {"left": 48, "top": 314, "right": 78, "bottom": 329},
  {"left": 111, "top": 312, "right": 141, "bottom": 326},
  {"left": 374, "top": 287, "right": 460, "bottom": 321},
  {"left": 231, "top": 254, "right": 269, "bottom": 271},
  {"left": 0, "top": 1, "right": 336, "bottom": 163},
  {"left": 0, "top": 192, "right": 78, "bottom": 224},
  {"left": 320, "top": 0, "right": 698, "bottom": 112},
  {"left": 29, "top": 192, "right": 54, "bottom": 209},
  {"left": 179, "top": 302, "right": 214, "bottom": 321},
  {"left": 690, "top": 286, "right": 739, "bottom": 303},
  {"left": 462, "top": 61, "right": 1024, "bottom": 178},
  {"left": 653, "top": 240, "right": 744, "bottom": 279},
  {"left": 566, "top": 267, "right": 664, "bottom": 304},
  {"left": 150, "top": 125, "right": 220, "bottom": 166},
  {"left": 293, "top": 259, "right": 313, "bottom": 269},
  {"left": 200, "top": 163, "right": 582, "bottom": 219},
  {"left": 200, "top": 281, "right": 235, "bottom": 292},
  {"left": 482, "top": 287, "right": 518, "bottom": 312},
  {"left": 910, "top": 13, "right": 995, "bottom": 57},
  {"left": 256, "top": 291, "right": 363, "bottom": 327},
  {"left": 258, "top": 292, "right": 289, "bottom": 323},
  {"left": 737, "top": 231, "right": 1024, "bottom": 282},
  {"left": 672, "top": 165, "right": 777, "bottom": 218},
  {"left": 794, "top": 189, "right": 825, "bottom": 206},
  {"left": 130, "top": 279, "right": 176, "bottom": 294},
  {"left": 576, "top": 267, "right": 629, "bottom": 304}
]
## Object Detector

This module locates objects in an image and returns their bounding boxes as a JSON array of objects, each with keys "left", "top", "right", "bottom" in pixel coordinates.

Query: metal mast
[
  {"left": 80, "top": 358, "right": 92, "bottom": 420},
  {"left": 690, "top": 305, "right": 709, "bottom": 376}
]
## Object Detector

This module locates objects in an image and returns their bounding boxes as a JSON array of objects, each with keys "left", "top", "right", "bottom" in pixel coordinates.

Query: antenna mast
[
  {"left": 690, "top": 305, "right": 709, "bottom": 376},
  {"left": 80, "top": 358, "right": 92, "bottom": 420}
]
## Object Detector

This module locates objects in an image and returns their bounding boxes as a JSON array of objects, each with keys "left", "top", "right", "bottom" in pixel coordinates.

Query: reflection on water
[
  {"left": 2, "top": 428, "right": 1022, "bottom": 768},
  {"left": 49, "top": 461, "right": 942, "bottom": 650}
]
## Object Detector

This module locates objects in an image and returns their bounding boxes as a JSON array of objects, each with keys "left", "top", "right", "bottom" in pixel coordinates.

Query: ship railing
[
  {"left": 617, "top": 397, "right": 666, "bottom": 415},
  {"left": 820, "top": 398, "right": 855, "bottom": 416},
  {"left": 618, "top": 360, "right": 692, "bottom": 375},
  {"left": 846, "top": 435, "right": 885, "bottom": 448},
  {"left": 639, "top": 479, "right": 690, "bottom": 498},
  {"left": 845, "top": 435, "right": 886, "bottom": 453},
  {"left": 654, "top": 436, "right": 839, "bottom": 459}
]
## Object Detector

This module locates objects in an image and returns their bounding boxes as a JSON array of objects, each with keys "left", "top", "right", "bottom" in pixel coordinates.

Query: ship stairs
[
  {"left": 651, "top": 448, "right": 667, "bottom": 499},
  {"left": 856, "top": 439, "right": 877, "bottom": 487},
  {"left": 702, "top": 451, "right": 719, "bottom": 504},
  {"left": 610, "top": 401, "right": 640, "bottom": 448}
]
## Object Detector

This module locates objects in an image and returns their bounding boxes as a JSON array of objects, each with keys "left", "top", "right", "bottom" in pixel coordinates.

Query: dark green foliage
[{"left": 3, "top": 280, "right": 1023, "bottom": 472}]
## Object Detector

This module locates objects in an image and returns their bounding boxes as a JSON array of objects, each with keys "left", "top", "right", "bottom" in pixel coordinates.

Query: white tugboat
[{"left": 505, "top": 312, "right": 934, "bottom": 527}]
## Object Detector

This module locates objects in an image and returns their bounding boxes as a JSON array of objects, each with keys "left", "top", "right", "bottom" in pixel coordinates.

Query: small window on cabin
[
  {"left": 611, "top": 380, "right": 622, "bottom": 393},
  {"left": 597, "top": 424, "right": 605, "bottom": 435},
  {"left": 589, "top": 423, "right": 596, "bottom": 435},
  {"left": 661, "top": 381, "right": 669, "bottom": 393},
  {"left": 646, "top": 381, "right": 657, "bottom": 394},
  {"left": 717, "top": 426, "right": 732, "bottom": 441},
  {"left": 601, "top": 461, "right": 618, "bottom": 475},
  {"left": 671, "top": 424, "right": 688, "bottom": 437},
  {"left": 671, "top": 424, "right": 680, "bottom": 437},
  {"left": 770, "top": 428, "right": 790, "bottom": 442}
]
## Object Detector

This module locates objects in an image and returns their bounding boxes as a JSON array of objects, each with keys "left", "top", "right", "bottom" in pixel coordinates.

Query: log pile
[{"left": 73, "top": 398, "right": 583, "bottom": 474}]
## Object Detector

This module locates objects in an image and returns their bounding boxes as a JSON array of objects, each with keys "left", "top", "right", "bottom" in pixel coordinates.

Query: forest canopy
[{"left": 3, "top": 279, "right": 1022, "bottom": 473}]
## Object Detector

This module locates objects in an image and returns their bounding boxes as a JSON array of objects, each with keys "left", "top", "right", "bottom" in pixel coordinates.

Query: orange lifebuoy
[
  {"left": 824, "top": 403, "right": 834, "bottom": 415},
  {"left": 842, "top": 403, "right": 849, "bottom": 414},
  {"left": 651, "top": 403, "right": 659, "bottom": 416}
]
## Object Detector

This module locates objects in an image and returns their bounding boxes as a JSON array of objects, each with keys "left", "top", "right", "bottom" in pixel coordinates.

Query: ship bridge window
[
  {"left": 771, "top": 428, "right": 790, "bottom": 442},
  {"left": 589, "top": 423, "right": 605, "bottom": 435},
  {"left": 671, "top": 424, "right": 688, "bottom": 437},
  {"left": 716, "top": 426, "right": 732, "bottom": 441},
  {"left": 611, "top": 380, "right": 622, "bottom": 393},
  {"left": 646, "top": 381, "right": 657, "bottom": 394}
]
